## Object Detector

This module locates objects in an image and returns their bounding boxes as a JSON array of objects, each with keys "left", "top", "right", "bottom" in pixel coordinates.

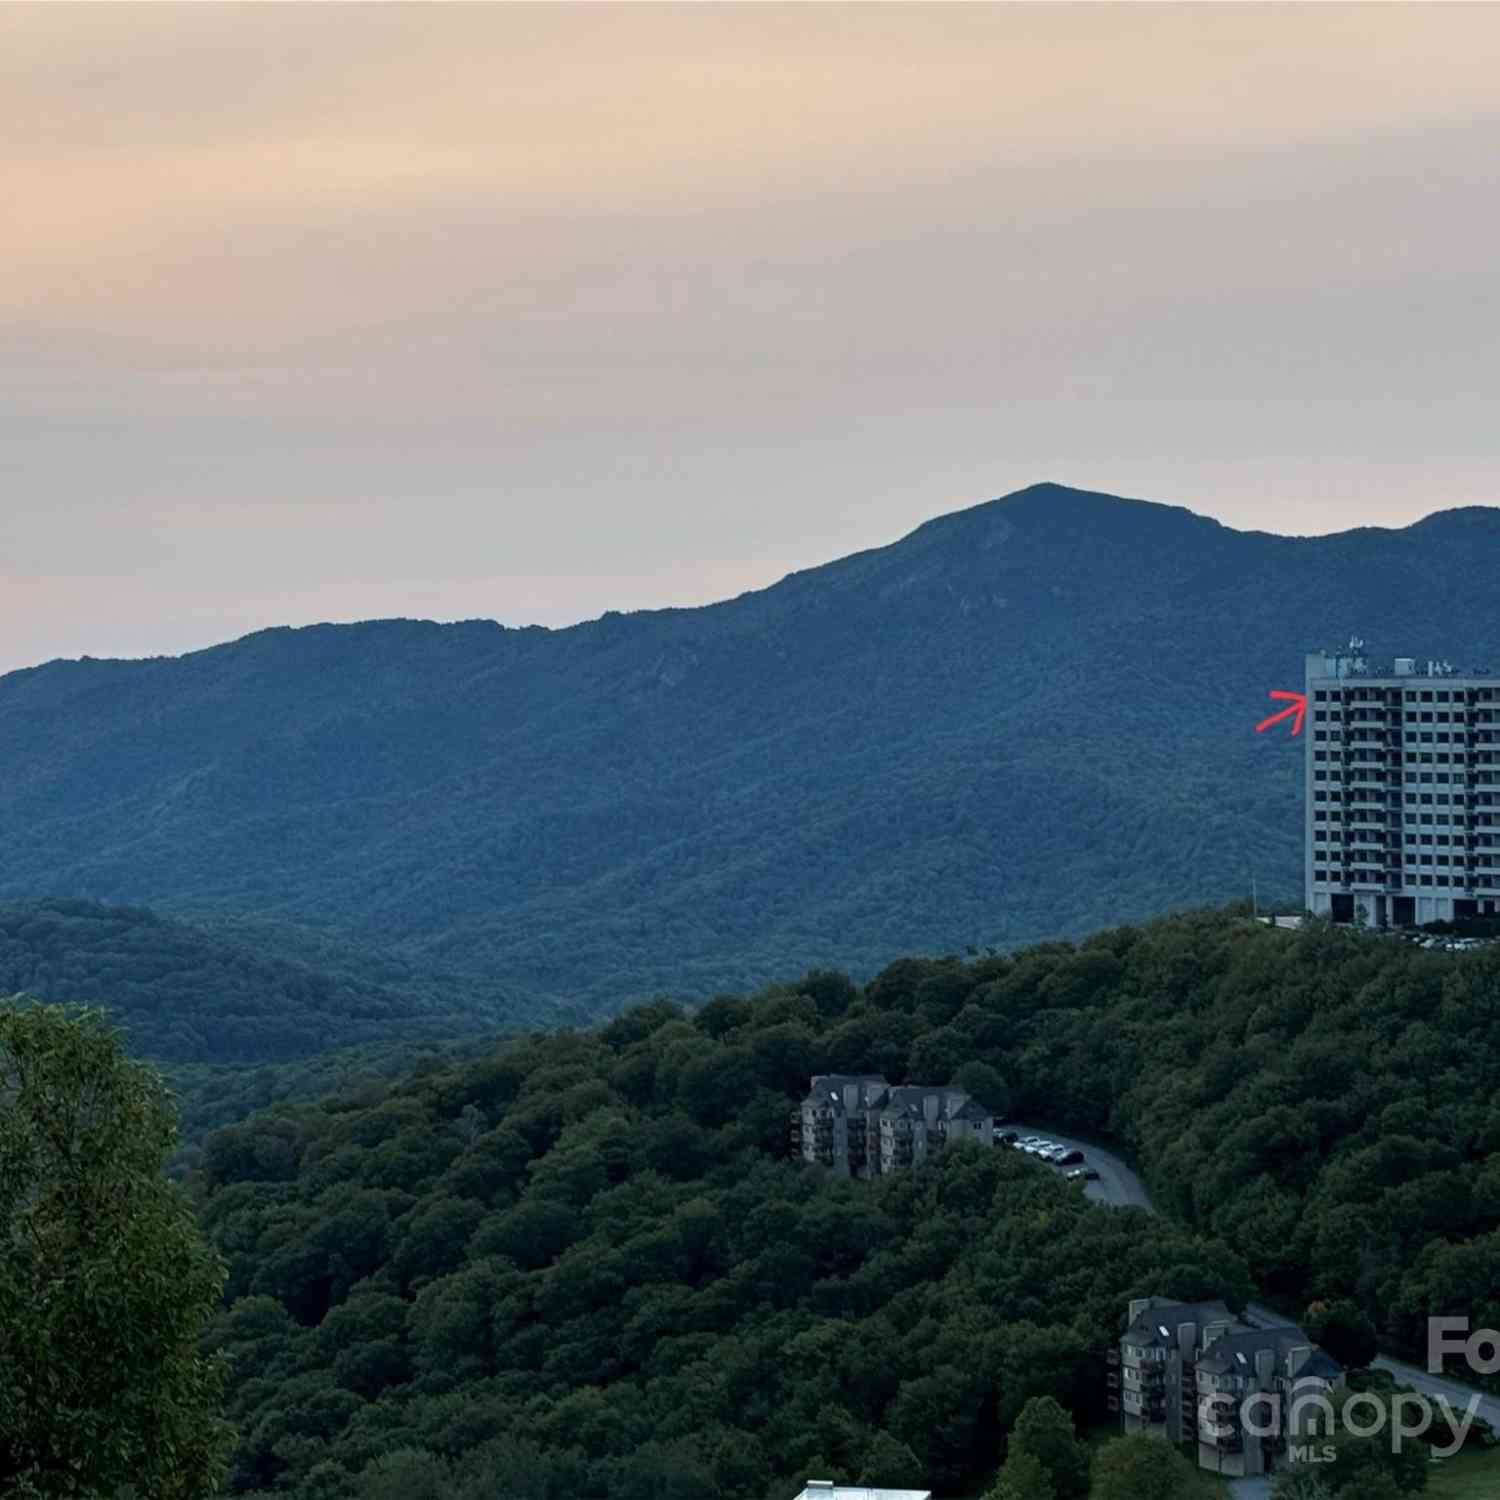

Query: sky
[{"left": 3, "top": 3, "right": 1499, "bottom": 676}]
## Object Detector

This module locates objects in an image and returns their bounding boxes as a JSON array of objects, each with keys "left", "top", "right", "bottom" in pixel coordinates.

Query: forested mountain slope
[
  {"left": 5, "top": 484, "right": 1500, "bottom": 1017},
  {"left": 196, "top": 962, "right": 1250, "bottom": 1499},
  {"left": 0, "top": 899, "right": 506, "bottom": 1064},
  {"left": 194, "top": 909, "right": 1500, "bottom": 1499}
]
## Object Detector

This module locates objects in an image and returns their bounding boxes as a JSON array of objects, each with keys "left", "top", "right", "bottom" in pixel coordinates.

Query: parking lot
[{"left": 998, "top": 1124, "right": 1154, "bottom": 1210}]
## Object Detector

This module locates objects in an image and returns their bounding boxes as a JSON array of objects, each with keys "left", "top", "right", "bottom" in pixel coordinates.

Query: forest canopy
[{"left": 191, "top": 909, "right": 1500, "bottom": 1497}]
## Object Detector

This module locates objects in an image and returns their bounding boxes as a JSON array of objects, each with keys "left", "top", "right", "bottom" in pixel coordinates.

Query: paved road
[
  {"left": 1008, "top": 1124, "right": 1500, "bottom": 1436},
  {"left": 1225, "top": 1478, "right": 1271, "bottom": 1500},
  {"left": 1367, "top": 1358, "right": 1500, "bottom": 1436},
  {"left": 1243, "top": 1303, "right": 1500, "bottom": 1436}
]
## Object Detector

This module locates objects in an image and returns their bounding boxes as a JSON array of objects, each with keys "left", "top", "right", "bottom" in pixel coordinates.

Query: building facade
[
  {"left": 792, "top": 1074, "right": 890, "bottom": 1176},
  {"left": 1113, "top": 1297, "right": 1343, "bottom": 1479},
  {"left": 1305, "top": 642, "right": 1500, "bottom": 926},
  {"left": 795, "top": 1485, "right": 930, "bottom": 1500},
  {"left": 792, "top": 1074, "right": 993, "bottom": 1177}
]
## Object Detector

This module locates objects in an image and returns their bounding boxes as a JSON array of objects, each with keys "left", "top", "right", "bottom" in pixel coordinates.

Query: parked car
[
  {"left": 1065, "top": 1167, "right": 1100, "bottom": 1181},
  {"left": 1055, "top": 1149, "right": 1084, "bottom": 1166}
]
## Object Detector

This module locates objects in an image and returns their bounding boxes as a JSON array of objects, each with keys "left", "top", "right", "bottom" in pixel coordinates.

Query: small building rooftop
[
  {"left": 882, "top": 1085, "right": 983, "bottom": 1121},
  {"left": 1307, "top": 641, "right": 1496, "bottom": 680},
  {"left": 795, "top": 1486, "right": 931, "bottom": 1500},
  {"left": 1122, "top": 1298, "right": 1237, "bottom": 1347},
  {"left": 1196, "top": 1324, "right": 1340, "bottom": 1380}
]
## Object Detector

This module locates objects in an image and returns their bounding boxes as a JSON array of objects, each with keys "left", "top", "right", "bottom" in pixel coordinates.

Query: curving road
[
  {"left": 1001, "top": 1123, "right": 1153, "bottom": 1211},
  {"left": 1005, "top": 1123, "right": 1500, "bottom": 1436},
  {"left": 1244, "top": 1302, "right": 1500, "bottom": 1436}
]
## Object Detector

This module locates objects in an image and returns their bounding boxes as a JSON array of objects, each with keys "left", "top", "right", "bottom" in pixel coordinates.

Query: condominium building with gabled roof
[
  {"left": 1113, "top": 1295, "right": 1344, "bottom": 1479},
  {"left": 790, "top": 1075, "right": 993, "bottom": 1177}
]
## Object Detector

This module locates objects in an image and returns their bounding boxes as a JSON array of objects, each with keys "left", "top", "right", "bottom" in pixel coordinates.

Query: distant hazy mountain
[
  {"left": 0, "top": 898, "right": 501, "bottom": 1063},
  {"left": 3, "top": 483, "right": 1498, "bottom": 1017}
]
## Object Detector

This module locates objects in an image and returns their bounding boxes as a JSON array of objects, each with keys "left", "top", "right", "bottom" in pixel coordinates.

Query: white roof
[{"left": 795, "top": 1489, "right": 931, "bottom": 1500}]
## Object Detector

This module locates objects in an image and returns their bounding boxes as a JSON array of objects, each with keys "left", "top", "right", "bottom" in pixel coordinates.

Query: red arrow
[{"left": 1256, "top": 690, "right": 1307, "bottom": 737}]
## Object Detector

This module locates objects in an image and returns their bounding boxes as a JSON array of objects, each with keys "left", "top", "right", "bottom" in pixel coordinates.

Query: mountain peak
[
  {"left": 6, "top": 487, "right": 1500, "bottom": 1018},
  {"left": 1407, "top": 505, "right": 1500, "bottom": 535},
  {"left": 896, "top": 482, "right": 1224, "bottom": 562}
]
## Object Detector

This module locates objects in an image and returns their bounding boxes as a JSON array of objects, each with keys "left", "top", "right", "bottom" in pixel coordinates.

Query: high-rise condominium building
[{"left": 1306, "top": 642, "right": 1500, "bottom": 926}]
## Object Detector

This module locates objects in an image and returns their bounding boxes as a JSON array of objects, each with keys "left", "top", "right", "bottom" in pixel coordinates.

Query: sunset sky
[{"left": 4, "top": 3, "right": 1499, "bottom": 675}]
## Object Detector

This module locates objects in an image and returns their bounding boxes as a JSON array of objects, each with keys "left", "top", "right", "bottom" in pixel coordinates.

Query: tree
[
  {"left": 798, "top": 970, "right": 858, "bottom": 1021},
  {"left": 906, "top": 1027, "right": 972, "bottom": 1084},
  {"left": 0, "top": 1002, "right": 234, "bottom": 1497},
  {"left": 985, "top": 1448, "right": 1058, "bottom": 1500},
  {"left": 1087, "top": 1433, "right": 1197, "bottom": 1500},
  {"left": 955, "top": 1060, "right": 1012, "bottom": 1117},
  {"left": 356, "top": 1448, "right": 455, "bottom": 1500},
  {"left": 1317, "top": 1395, "right": 1428, "bottom": 1497},
  {"left": 888, "top": 1370, "right": 985, "bottom": 1490},
  {"left": 1008, "top": 1396, "right": 1089, "bottom": 1499},
  {"left": 469, "top": 1195, "right": 576, "bottom": 1268},
  {"left": 1303, "top": 1299, "right": 1378, "bottom": 1371},
  {"left": 392, "top": 1194, "right": 485, "bottom": 1287},
  {"left": 1329, "top": 1473, "right": 1401, "bottom": 1500},
  {"left": 857, "top": 1432, "right": 927, "bottom": 1489},
  {"left": 1270, "top": 1472, "right": 1336, "bottom": 1500}
]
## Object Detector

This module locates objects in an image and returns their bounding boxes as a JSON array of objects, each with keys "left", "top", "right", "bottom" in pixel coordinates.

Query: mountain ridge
[
  {"left": 3, "top": 482, "right": 1498, "bottom": 1018},
  {"left": 10, "top": 483, "right": 1499, "bottom": 684}
]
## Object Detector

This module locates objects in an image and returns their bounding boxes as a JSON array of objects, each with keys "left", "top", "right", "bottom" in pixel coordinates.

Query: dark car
[
  {"left": 993, "top": 1129, "right": 1019, "bottom": 1145},
  {"left": 1056, "top": 1148, "right": 1085, "bottom": 1166}
]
